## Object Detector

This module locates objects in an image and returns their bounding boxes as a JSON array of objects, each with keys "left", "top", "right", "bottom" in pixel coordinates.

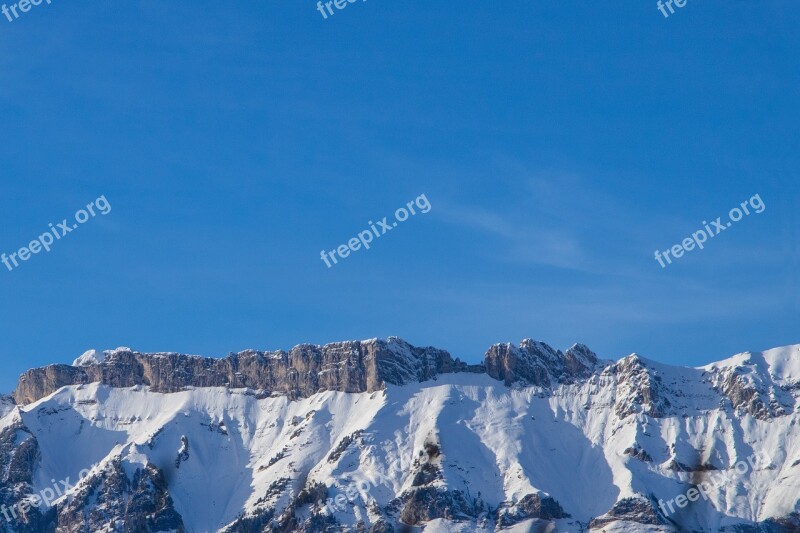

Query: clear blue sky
[{"left": 1, "top": 1, "right": 798, "bottom": 393}]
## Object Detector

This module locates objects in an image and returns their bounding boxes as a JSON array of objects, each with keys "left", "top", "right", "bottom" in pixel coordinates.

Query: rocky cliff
[
  {"left": 12, "top": 337, "right": 475, "bottom": 405},
  {"left": 483, "top": 340, "right": 599, "bottom": 387},
  {"left": 12, "top": 338, "right": 794, "bottom": 424}
]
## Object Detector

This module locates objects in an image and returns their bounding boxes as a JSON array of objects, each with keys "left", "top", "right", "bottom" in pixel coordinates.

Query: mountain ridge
[
  {"left": 2, "top": 339, "right": 799, "bottom": 532},
  {"left": 11, "top": 337, "right": 799, "bottom": 419},
  {"left": 9, "top": 336, "right": 614, "bottom": 406}
]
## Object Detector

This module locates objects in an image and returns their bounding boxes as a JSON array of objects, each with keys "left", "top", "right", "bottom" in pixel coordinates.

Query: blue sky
[{"left": 1, "top": 1, "right": 798, "bottom": 393}]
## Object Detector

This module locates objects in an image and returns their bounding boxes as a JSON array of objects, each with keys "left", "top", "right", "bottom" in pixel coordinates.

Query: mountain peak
[{"left": 483, "top": 339, "right": 599, "bottom": 387}]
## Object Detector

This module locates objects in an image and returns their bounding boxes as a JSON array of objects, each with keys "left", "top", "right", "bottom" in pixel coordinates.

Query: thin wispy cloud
[{"left": 436, "top": 200, "right": 588, "bottom": 270}]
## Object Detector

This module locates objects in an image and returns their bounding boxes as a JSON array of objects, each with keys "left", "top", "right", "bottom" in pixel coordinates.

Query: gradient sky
[{"left": 1, "top": 1, "right": 798, "bottom": 393}]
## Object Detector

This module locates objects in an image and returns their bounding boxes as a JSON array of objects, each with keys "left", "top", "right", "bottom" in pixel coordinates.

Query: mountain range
[{"left": 1, "top": 337, "right": 799, "bottom": 532}]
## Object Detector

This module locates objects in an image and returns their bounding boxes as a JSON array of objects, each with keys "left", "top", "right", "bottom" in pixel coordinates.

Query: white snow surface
[{"left": 72, "top": 349, "right": 108, "bottom": 366}]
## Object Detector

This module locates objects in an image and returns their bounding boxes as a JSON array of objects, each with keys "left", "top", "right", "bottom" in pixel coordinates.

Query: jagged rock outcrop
[
  {"left": 56, "top": 458, "right": 185, "bottom": 533},
  {"left": 756, "top": 512, "right": 800, "bottom": 533},
  {"left": 0, "top": 396, "right": 16, "bottom": 419},
  {"left": 175, "top": 435, "right": 190, "bottom": 469},
  {"left": 612, "top": 355, "right": 672, "bottom": 418},
  {"left": 13, "top": 338, "right": 472, "bottom": 405},
  {"left": 0, "top": 417, "right": 185, "bottom": 533},
  {"left": 588, "top": 497, "right": 665, "bottom": 528},
  {"left": 495, "top": 493, "right": 570, "bottom": 527},
  {"left": 705, "top": 357, "right": 793, "bottom": 420},
  {"left": 484, "top": 340, "right": 598, "bottom": 387},
  {"left": 623, "top": 444, "right": 654, "bottom": 463},
  {"left": 393, "top": 487, "right": 485, "bottom": 525},
  {"left": 0, "top": 416, "right": 56, "bottom": 533}
]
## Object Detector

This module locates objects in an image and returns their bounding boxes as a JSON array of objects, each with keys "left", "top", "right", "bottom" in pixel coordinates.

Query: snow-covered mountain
[{"left": 1, "top": 338, "right": 799, "bottom": 532}]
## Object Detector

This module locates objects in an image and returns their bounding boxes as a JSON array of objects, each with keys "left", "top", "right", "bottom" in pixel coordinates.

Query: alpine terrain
[{"left": 1, "top": 337, "right": 799, "bottom": 532}]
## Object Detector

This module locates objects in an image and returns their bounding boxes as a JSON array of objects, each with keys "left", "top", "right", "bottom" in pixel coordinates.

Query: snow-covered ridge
[
  {"left": 14, "top": 340, "right": 800, "bottom": 422},
  {"left": 1, "top": 341, "right": 799, "bottom": 531},
  {"left": 72, "top": 347, "right": 134, "bottom": 366}
]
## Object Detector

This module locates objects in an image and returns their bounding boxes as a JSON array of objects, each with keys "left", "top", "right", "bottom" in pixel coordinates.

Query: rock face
[
  {"left": 483, "top": 340, "right": 598, "bottom": 387},
  {"left": 0, "top": 396, "right": 16, "bottom": 418},
  {"left": 13, "top": 338, "right": 473, "bottom": 405},
  {"left": 495, "top": 494, "right": 570, "bottom": 527},
  {"left": 706, "top": 357, "right": 792, "bottom": 420},
  {"left": 395, "top": 487, "right": 482, "bottom": 525},
  {"left": 0, "top": 415, "right": 57, "bottom": 532},
  {"left": 588, "top": 497, "right": 665, "bottom": 528},
  {"left": 612, "top": 355, "right": 672, "bottom": 418},
  {"left": 13, "top": 338, "right": 600, "bottom": 407},
  {"left": 0, "top": 409, "right": 184, "bottom": 533},
  {"left": 56, "top": 458, "right": 185, "bottom": 533}
]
